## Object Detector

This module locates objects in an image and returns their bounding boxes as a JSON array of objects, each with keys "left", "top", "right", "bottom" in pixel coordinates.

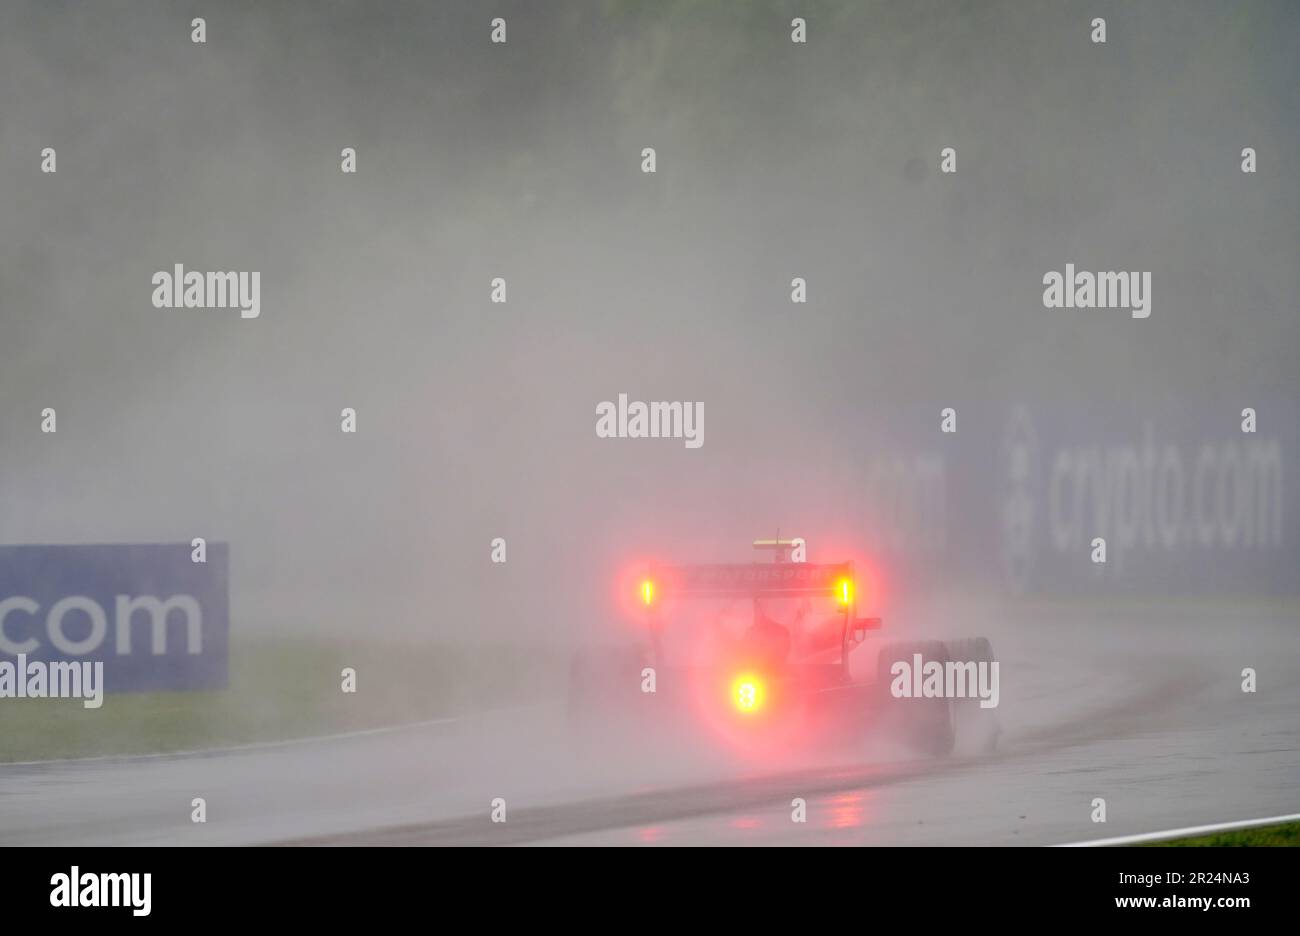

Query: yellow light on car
[
  {"left": 641, "top": 579, "right": 655, "bottom": 607},
  {"left": 836, "top": 577, "right": 853, "bottom": 606},
  {"left": 732, "top": 674, "right": 764, "bottom": 713}
]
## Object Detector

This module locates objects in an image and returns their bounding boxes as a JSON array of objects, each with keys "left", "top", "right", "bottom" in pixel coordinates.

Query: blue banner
[
  {"left": 990, "top": 402, "right": 1296, "bottom": 596},
  {"left": 0, "top": 543, "right": 228, "bottom": 692},
  {"left": 829, "top": 401, "right": 1297, "bottom": 597}
]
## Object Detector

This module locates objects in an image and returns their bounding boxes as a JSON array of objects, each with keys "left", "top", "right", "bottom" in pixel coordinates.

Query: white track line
[
  {"left": 1055, "top": 812, "right": 1300, "bottom": 847},
  {"left": 0, "top": 715, "right": 462, "bottom": 769}
]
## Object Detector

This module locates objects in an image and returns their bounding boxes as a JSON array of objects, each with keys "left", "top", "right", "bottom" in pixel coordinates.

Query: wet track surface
[{"left": 2, "top": 602, "right": 1297, "bottom": 846}]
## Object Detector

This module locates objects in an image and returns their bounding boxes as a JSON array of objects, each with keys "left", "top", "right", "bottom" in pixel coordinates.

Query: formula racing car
[{"left": 569, "top": 539, "right": 1000, "bottom": 757}]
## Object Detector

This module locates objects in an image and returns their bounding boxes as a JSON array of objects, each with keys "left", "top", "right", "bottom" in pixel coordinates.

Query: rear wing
[
  {"left": 638, "top": 558, "right": 880, "bottom": 670},
  {"left": 649, "top": 562, "right": 852, "bottom": 599}
]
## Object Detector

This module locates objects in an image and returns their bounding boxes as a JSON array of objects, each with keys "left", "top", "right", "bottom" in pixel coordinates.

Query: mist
[{"left": 2, "top": 0, "right": 1297, "bottom": 653}]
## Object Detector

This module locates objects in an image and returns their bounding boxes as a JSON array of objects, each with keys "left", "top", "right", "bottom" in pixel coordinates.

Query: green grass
[
  {"left": 0, "top": 636, "right": 565, "bottom": 762},
  {"left": 1140, "top": 821, "right": 1300, "bottom": 847}
]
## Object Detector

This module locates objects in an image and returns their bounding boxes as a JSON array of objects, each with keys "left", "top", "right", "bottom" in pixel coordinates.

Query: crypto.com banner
[
  {"left": 995, "top": 403, "right": 1295, "bottom": 596},
  {"left": 842, "top": 402, "right": 1296, "bottom": 597},
  {"left": 0, "top": 543, "right": 229, "bottom": 692}
]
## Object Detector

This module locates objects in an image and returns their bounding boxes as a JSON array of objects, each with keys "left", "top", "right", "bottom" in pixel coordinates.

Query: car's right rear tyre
[
  {"left": 875, "top": 639, "right": 955, "bottom": 757},
  {"left": 944, "top": 636, "right": 1001, "bottom": 754}
]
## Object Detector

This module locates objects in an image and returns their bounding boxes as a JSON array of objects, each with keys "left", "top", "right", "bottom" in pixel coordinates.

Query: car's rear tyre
[
  {"left": 876, "top": 639, "right": 955, "bottom": 757},
  {"left": 945, "top": 636, "right": 1001, "bottom": 754}
]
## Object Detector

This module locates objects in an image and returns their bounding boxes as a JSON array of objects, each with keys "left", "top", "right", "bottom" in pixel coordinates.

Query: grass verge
[
  {"left": 0, "top": 635, "right": 565, "bottom": 762},
  {"left": 1138, "top": 821, "right": 1300, "bottom": 847}
]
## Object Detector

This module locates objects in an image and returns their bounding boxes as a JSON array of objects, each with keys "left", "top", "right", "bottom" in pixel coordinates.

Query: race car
[{"left": 569, "top": 539, "right": 1000, "bottom": 756}]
